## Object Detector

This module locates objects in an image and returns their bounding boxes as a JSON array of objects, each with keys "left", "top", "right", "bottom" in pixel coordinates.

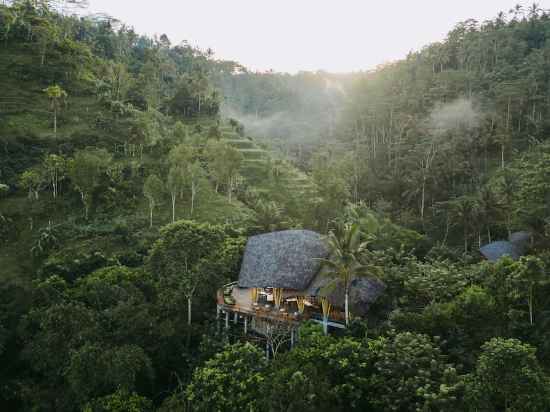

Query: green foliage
[
  {"left": 185, "top": 343, "right": 267, "bottom": 412},
  {"left": 19, "top": 168, "right": 43, "bottom": 200},
  {"left": 148, "top": 220, "right": 227, "bottom": 324},
  {"left": 465, "top": 338, "right": 550, "bottom": 411},
  {"left": 84, "top": 389, "right": 153, "bottom": 412},
  {"left": 265, "top": 335, "right": 372, "bottom": 411},
  {"left": 369, "top": 331, "right": 462, "bottom": 411},
  {"left": 69, "top": 148, "right": 112, "bottom": 220},
  {"left": 4, "top": 2, "right": 550, "bottom": 411},
  {"left": 143, "top": 174, "right": 164, "bottom": 227}
]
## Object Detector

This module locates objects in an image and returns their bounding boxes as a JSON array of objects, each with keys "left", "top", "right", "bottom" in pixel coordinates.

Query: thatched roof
[
  {"left": 480, "top": 241, "right": 521, "bottom": 262},
  {"left": 509, "top": 231, "right": 531, "bottom": 254},
  {"left": 480, "top": 231, "right": 532, "bottom": 262},
  {"left": 238, "top": 230, "right": 329, "bottom": 290},
  {"left": 306, "top": 274, "right": 386, "bottom": 316}
]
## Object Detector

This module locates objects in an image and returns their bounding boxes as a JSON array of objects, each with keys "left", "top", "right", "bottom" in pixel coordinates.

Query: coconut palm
[
  {"left": 43, "top": 84, "right": 67, "bottom": 139},
  {"left": 318, "top": 222, "right": 371, "bottom": 326}
]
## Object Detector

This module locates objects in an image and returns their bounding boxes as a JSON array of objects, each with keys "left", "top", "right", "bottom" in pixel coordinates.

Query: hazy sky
[{"left": 87, "top": 0, "right": 550, "bottom": 73}]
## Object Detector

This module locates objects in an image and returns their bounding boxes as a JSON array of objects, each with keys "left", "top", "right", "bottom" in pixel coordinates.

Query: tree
[
  {"left": 185, "top": 343, "right": 267, "bottom": 411},
  {"left": 185, "top": 161, "right": 204, "bottom": 216},
  {"left": 34, "top": 19, "right": 59, "bottom": 66},
  {"left": 418, "top": 137, "right": 438, "bottom": 222},
  {"left": 66, "top": 343, "right": 153, "bottom": 407},
  {"left": 465, "top": 338, "right": 550, "bottom": 411},
  {"left": 205, "top": 140, "right": 243, "bottom": 200},
  {"left": 510, "top": 256, "right": 548, "bottom": 325},
  {"left": 453, "top": 196, "right": 478, "bottom": 252},
  {"left": 148, "top": 220, "right": 226, "bottom": 325},
  {"left": 167, "top": 166, "right": 184, "bottom": 223},
  {"left": 219, "top": 143, "right": 242, "bottom": 202},
  {"left": 19, "top": 169, "right": 43, "bottom": 201},
  {"left": 264, "top": 333, "right": 373, "bottom": 411},
  {"left": 252, "top": 199, "right": 286, "bottom": 232},
  {"left": 43, "top": 154, "right": 66, "bottom": 199},
  {"left": 44, "top": 85, "right": 68, "bottom": 139},
  {"left": 143, "top": 174, "right": 164, "bottom": 228},
  {"left": 68, "top": 148, "right": 112, "bottom": 220},
  {"left": 370, "top": 332, "right": 461, "bottom": 411},
  {"left": 84, "top": 389, "right": 153, "bottom": 412},
  {"left": 169, "top": 143, "right": 206, "bottom": 215},
  {"left": 204, "top": 140, "right": 226, "bottom": 193},
  {"left": 311, "top": 151, "right": 350, "bottom": 229},
  {"left": 318, "top": 222, "right": 372, "bottom": 326}
]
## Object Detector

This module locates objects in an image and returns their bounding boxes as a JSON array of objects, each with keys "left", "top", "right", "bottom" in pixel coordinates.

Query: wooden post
[
  {"left": 233, "top": 312, "right": 238, "bottom": 324},
  {"left": 290, "top": 328, "right": 295, "bottom": 348},
  {"left": 265, "top": 340, "right": 270, "bottom": 360},
  {"left": 244, "top": 317, "right": 248, "bottom": 334},
  {"left": 225, "top": 311, "right": 229, "bottom": 330},
  {"left": 323, "top": 318, "right": 328, "bottom": 335}
]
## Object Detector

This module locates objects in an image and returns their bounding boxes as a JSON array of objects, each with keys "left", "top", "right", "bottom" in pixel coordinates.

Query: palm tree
[
  {"left": 318, "top": 222, "right": 370, "bottom": 327},
  {"left": 253, "top": 199, "right": 285, "bottom": 232},
  {"left": 43, "top": 85, "right": 67, "bottom": 140}
]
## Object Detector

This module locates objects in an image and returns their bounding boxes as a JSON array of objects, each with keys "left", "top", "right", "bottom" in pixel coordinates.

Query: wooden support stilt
[
  {"left": 290, "top": 328, "right": 295, "bottom": 348},
  {"left": 323, "top": 318, "right": 328, "bottom": 335},
  {"left": 266, "top": 340, "right": 270, "bottom": 360},
  {"left": 244, "top": 317, "right": 248, "bottom": 334},
  {"left": 225, "top": 311, "right": 229, "bottom": 329},
  {"left": 233, "top": 312, "right": 238, "bottom": 324}
]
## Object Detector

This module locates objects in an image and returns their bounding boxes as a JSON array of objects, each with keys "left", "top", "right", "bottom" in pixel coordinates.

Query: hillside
[{"left": 2, "top": 2, "right": 550, "bottom": 412}]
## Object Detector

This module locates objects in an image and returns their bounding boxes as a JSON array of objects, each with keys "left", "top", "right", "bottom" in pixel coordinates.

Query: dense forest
[{"left": 2, "top": 1, "right": 550, "bottom": 411}]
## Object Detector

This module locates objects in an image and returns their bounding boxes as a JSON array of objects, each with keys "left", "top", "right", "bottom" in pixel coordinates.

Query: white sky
[{"left": 86, "top": 0, "right": 550, "bottom": 73}]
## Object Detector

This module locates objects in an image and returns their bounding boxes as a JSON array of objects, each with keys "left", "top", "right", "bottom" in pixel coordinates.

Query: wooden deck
[{"left": 217, "top": 285, "right": 346, "bottom": 332}]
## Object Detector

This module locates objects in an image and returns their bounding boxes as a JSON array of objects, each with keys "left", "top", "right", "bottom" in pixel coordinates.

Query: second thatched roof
[
  {"left": 480, "top": 231, "right": 532, "bottom": 262},
  {"left": 306, "top": 274, "right": 386, "bottom": 316}
]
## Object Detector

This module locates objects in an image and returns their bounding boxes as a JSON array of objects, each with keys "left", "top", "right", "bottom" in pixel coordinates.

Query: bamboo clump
[
  {"left": 321, "top": 297, "right": 332, "bottom": 320},
  {"left": 273, "top": 288, "right": 283, "bottom": 309},
  {"left": 297, "top": 296, "right": 306, "bottom": 314},
  {"left": 251, "top": 287, "right": 259, "bottom": 304}
]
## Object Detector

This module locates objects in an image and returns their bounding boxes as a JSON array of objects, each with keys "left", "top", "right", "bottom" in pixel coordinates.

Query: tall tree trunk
[
  {"left": 149, "top": 205, "right": 153, "bottom": 228},
  {"left": 171, "top": 193, "right": 176, "bottom": 223},
  {"left": 81, "top": 192, "right": 89, "bottom": 220},
  {"left": 187, "top": 297, "right": 192, "bottom": 326},
  {"left": 345, "top": 291, "right": 349, "bottom": 327},
  {"left": 190, "top": 182, "right": 196, "bottom": 215},
  {"left": 421, "top": 176, "right": 426, "bottom": 221},
  {"left": 529, "top": 285, "right": 534, "bottom": 325},
  {"left": 53, "top": 107, "right": 57, "bottom": 139}
]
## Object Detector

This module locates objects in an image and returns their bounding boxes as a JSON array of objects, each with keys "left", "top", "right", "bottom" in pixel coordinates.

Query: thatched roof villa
[{"left": 217, "top": 230, "right": 385, "bottom": 338}]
